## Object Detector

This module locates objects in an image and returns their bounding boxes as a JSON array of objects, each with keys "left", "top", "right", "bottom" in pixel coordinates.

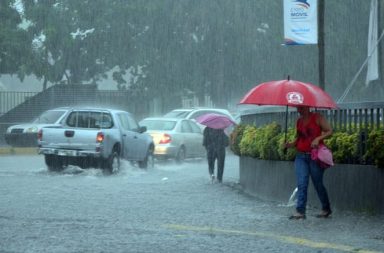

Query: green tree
[
  {"left": 0, "top": 0, "right": 31, "bottom": 75},
  {"left": 20, "top": 0, "right": 147, "bottom": 89}
]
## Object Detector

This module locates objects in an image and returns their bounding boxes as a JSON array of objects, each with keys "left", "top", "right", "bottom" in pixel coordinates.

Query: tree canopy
[
  {"left": 0, "top": 0, "right": 31, "bottom": 76},
  {"left": 1, "top": 0, "right": 381, "bottom": 108}
]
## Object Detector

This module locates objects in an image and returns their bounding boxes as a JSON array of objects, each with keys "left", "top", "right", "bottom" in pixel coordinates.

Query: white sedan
[
  {"left": 139, "top": 117, "right": 205, "bottom": 163},
  {"left": 4, "top": 107, "right": 70, "bottom": 147}
]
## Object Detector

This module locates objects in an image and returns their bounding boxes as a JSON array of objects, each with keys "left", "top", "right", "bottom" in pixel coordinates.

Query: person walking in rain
[
  {"left": 285, "top": 106, "right": 333, "bottom": 220},
  {"left": 203, "top": 126, "right": 229, "bottom": 183}
]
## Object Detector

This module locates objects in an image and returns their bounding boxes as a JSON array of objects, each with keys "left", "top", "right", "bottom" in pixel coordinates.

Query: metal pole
[{"left": 318, "top": 0, "right": 325, "bottom": 90}]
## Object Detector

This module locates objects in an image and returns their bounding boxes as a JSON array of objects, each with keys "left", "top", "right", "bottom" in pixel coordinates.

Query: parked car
[
  {"left": 38, "top": 107, "right": 154, "bottom": 173},
  {"left": 4, "top": 107, "right": 71, "bottom": 147},
  {"left": 163, "top": 107, "right": 238, "bottom": 133},
  {"left": 139, "top": 117, "right": 205, "bottom": 162},
  {"left": 163, "top": 107, "right": 236, "bottom": 122}
]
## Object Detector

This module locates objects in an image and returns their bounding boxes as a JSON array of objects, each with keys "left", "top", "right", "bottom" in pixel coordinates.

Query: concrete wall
[{"left": 240, "top": 157, "right": 384, "bottom": 214}]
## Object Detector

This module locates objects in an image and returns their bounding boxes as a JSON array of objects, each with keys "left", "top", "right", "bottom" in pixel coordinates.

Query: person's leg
[
  {"left": 294, "top": 153, "right": 310, "bottom": 215},
  {"left": 216, "top": 147, "right": 226, "bottom": 182},
  {"left": 212, "top": 149, "right": 219, "bottom": 180},
  {"left": 309, "top": 160, "right": 331, "bottom": 213},
  {"left": 207, "top": 148, "right": 215, "bottom": 176}
]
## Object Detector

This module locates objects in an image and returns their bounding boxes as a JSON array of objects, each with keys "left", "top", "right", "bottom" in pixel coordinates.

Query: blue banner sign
[{"left": 284, "top": 0, "right": 318, "bottom": 45}]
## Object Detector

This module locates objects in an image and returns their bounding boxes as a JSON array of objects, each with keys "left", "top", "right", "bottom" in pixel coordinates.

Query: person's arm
[
  {"left": 203, "top": 128, "right": 208, "bottom": 147},
  {"left": 222, "top": 131, "right": 229, "bottom": 147},
  {"left": 312, "top": 114, "right": 332, "bottom": 147}
]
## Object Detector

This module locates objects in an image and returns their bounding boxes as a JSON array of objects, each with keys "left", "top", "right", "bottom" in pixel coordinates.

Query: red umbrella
[
  {"left": 239, "top": 79, "right": 337, "bottom": 109},
  {"left": 239, "top": 78, "right": 337, "bottom": 146}
]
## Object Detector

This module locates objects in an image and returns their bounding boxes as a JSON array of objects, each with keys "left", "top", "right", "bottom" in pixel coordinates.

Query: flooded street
[
  {"left": 0, "top": 153, "right": 383, "bottom": 253},
  {"left": 1, "top": 1, "right": 383, "bottom": 252}
]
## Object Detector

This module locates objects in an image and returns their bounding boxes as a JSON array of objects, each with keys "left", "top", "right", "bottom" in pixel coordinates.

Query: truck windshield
[
  {"left": 66, "top": 111, "right": 113, "bottom": 129},
  {"left": 34, "top": 110, "right": 66, "bottom": 124}
]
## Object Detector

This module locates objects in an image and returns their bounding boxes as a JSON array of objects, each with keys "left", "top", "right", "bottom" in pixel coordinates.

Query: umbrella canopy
[
  {"left": 239, "top": 79, "right": 337, "bottom": 109},
  {"left": 196, "top": 113, "right": 236, "bottom": 129}
]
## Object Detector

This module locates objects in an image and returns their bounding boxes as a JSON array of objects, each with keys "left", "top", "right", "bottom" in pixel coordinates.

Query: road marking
[{"left": 163, "top": 224, "right": 382, "bottom": 253}]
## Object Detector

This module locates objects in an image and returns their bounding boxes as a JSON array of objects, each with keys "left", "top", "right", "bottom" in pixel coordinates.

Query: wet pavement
[{"left": 0, "top": 153, "right": 383, "bottom": 253}]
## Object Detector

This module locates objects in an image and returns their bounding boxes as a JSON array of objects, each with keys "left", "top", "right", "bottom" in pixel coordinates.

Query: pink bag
[{"left": 311, "top": 144, "right": 334, "bottom": 169}]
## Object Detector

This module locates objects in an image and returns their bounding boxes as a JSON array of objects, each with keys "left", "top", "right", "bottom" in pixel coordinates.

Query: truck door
[{"left": 117, "top": 113, "right": 147, "bottom": 160}]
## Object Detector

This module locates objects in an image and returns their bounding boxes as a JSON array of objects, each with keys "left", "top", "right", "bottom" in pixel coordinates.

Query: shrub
[
  {"left": 239, "top": 125, "right": 259, "bottom": 157},
  {"left": 230, "top": 124, "right": 246, "bottom": 155},
  {"left": 364, "top": 129, "right": 384, "bottom": 168},
  {"left": 231, "top": 122, "right": 383, "bottom": 169},
  {"left": 276, "top": 127, "right": 297, "bottom": 161},
  {"left": 258, "top": 122, "right": 281, "bottom": 160},
  {"left": 325, "top": 131, "right": 359, "bottom": 164}
]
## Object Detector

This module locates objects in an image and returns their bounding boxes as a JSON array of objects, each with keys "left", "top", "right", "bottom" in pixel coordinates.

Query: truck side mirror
[{"left": 139, "top": 126, "right": 147, "bottom": 133}]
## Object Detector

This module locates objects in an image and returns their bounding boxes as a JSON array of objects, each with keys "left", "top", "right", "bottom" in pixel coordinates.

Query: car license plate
[{"left": 58, "top": 150, "right": 76, "bottom": 156}]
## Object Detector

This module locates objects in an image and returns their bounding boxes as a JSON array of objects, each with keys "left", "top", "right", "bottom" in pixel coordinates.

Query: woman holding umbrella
[
  {"left": 285, "top": 106, "right": 333, "bottom": 219},
  {"left": 239, "top": 77, "right": 337, "bottom": 219}
]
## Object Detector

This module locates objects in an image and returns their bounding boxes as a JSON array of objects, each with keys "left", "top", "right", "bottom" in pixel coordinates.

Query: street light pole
[{"left": 318, "top": 0, "right": 325, "bottom": 90}]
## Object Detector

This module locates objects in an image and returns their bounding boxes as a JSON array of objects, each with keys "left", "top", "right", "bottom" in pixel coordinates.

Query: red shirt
[{"left": 296, "top": 113, "right": 323, "bottom": 153}]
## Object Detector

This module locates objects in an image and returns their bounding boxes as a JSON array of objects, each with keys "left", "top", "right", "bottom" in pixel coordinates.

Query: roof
[
  {"left": 68, "top": 107, "right": 130, "bottom": 114},
  {"left": 140, "top": 117, "right": 185, "bottom": 122}
]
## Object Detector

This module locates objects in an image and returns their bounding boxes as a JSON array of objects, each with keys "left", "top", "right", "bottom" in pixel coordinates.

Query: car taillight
[
  {"left": 159, "top": 133, "right": 171, "bottom": 144},
  {"left": 96, "top": 132, "right": 104, "bottom": 143},
  {"left": 37, "top": 129, "right": 43, "bottom": 141}
]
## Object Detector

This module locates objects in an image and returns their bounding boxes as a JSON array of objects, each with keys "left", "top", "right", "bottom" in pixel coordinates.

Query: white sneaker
[{"left": 211, "top": 174, "right": 215, "bottom": 183}]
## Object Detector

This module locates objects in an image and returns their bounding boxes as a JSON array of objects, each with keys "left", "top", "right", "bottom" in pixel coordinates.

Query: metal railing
[
  {"left": 239, "top": 102, "right": 384, "bottom": 165},
  {"left": 0, "top": 91, "right": 38, "bottom": 117},
  {"left": 240, "top": 102, "right": 384, "bottom": 132},
  {"left": 0, "top": 87, "right": 152, "bottom": 145}
]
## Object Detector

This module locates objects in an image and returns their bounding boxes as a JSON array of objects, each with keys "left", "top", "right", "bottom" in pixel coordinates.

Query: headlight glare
[{"left": 26, "top": 126, "right": 38, "bottom": 133}]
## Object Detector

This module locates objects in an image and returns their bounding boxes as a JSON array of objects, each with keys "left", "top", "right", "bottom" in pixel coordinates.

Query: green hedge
[{"left": 230, "top": 123, "right": 384, "bottom": 169}]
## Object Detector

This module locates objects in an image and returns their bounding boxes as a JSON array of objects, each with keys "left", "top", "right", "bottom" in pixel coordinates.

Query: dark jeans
[
  {"left": 294, "top": 153, "right": 331, "bottom": 214},
  {"left": 206, "top": 147, "right": 226, "bottom": 181}
]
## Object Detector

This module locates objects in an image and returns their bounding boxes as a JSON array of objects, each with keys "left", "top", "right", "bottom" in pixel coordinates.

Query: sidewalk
[{"left": 0, "top": 146, "right": 38, "bottom": 155}]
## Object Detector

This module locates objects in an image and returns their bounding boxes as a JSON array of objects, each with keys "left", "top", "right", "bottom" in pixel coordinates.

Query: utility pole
[{"left": 318, "top": 0, "right": 325, "bottom": 90}]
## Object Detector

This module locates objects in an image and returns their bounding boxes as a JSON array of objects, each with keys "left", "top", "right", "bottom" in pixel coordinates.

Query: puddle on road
[{"left": 35, "top": 160, "right": 149, "bottom": 178}]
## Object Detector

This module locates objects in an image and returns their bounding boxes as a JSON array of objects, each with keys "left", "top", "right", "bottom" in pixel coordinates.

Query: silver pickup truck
[{"left": 38, "top": 107, "right": 154, "bottom": 173}]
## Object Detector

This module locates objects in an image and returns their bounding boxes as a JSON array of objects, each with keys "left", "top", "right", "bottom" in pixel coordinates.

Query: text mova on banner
[{"left": 283, "top": 0, "right": 318, "bottom": 45}]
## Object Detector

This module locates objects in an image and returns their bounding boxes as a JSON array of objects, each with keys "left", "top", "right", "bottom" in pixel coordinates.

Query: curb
[{"left": 0, "top": 147, "right": 39, "bottom": 155}]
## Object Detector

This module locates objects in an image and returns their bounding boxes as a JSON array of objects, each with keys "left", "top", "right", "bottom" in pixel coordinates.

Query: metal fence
[
  {"left": 240, "top": 102, "right": 384, "bottom": 165},
  {"left": 0, "top": 86, "right": 154, "bottom": 145},
  {"left": 241, "top": 102, "right": 384, "bottom": 132},
  {"left": 329, "top": 102, "right": 384, "bottom": 132},
  {"left": 0, "top": 91, "right": 38, "bottom": 117},
  {"left": 0, "top": 87, "right": 152, "bottom": 122}
]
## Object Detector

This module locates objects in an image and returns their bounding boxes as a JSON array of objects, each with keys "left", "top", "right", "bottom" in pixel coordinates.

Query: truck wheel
[
  {"left": 138, "top": 147, "right": 154, "bottom": 169},
  {"left": 45, "top": 155, "right": 64, "bottom": 172},
  {"left": 76, "top": 157, "right": 91, "bottom": 169},
  {"left": 103, "top": 151, "right": 120, "bottom": 174}
]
